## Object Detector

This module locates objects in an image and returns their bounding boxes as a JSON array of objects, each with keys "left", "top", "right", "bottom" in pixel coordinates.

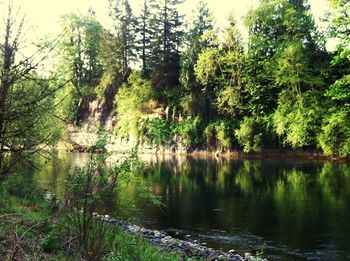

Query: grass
[{"left": 0, "top": 175, "right": 180, "bottom": 261}]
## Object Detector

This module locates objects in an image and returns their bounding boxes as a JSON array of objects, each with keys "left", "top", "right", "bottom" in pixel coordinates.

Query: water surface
[{"left": 32, "top": 153, "right": 350, "bottom": 261}]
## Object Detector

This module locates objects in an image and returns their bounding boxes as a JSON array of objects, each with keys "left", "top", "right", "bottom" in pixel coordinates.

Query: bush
[
  {"left": 41, "top": 228, "right": 64, "bottom": 253},
  {"left": 204, "top": 120, "right": 239, "bottom": 151},
  {"left": 176, "top": 116, "right": 203, "bottom": 147},
  {"left": 64, "top": 152, "right": 161, "bottom": 260},
  {"left": 115, "top": 72, "right": 155, "bottom": 139},
  {"left": 318, "top": 110, "right": 350, "bottom": 156},
  {"left": 65, "top": 156, "right": 120, "bottom": 260},
  {"left": 273, "top": 90, "right": 323, "bottom": 148},
  {"left": 2, "top": 172, "right": 45, "bottom": 200},
  {"left": 104, "top": 231, "right": 179, "bottom": 261},
  {"left": 235, "top": 117, "right": 266, "bottom": 153},
  {"left": 143, "top": 118, "right": 175, "bottom": 146}
]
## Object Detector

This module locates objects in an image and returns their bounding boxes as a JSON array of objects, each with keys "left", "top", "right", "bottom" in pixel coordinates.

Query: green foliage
[
  {"left": 326, "top": 74, "right": 350, "bottom": 103},
  {"left": 115, "top": 72, "right": 154, "bottom": 138},
  {"left": 273, "top": 90, "right": 323, "bottom": 148},
  {"left": 318, "top": 110, "right": 350, "bottom": 156},
  {"left": 65, "top": 152, "right": 161, "bottom": 259},
  {"left": 104, "top": 232, "right": 180, "bottom": 261},
  {"left": 148, "top": 0, "right": 183, "bottom": 102},
  {"left": 90, "top": 128, "right": 109, "bottom": 151},
  {"left": 142, "top": 119, "right": 175, "bottom": 146},
  {"left": 41, "top": 228, "right": 64, "bottom": 253},
  {"left": 180, "top": 0, "right": 214, "bottom": 117},
  {"left": 204, "top": 120, "right": 239, "bottom": 150},
  {"left": 235, "top": 117, "right": 266, "bottom": 153},
  {"left": 275, "top": 41, "right": 323, "bottom": 93},
  {"left": 176, "top": 116, "right": 203, "bottom": 147},
  {"left": 326, "top": 2, "right": 350, "bottom": 110},
  {"left": 243, "top": 0, "right": 324, "bottom": 115},
  {"left": 59, "top": 13, "right": 103, "bottom": 89},
  {"left": 55, "top": 13, "right": 104, "bottom": 123},
  {"left": 2, "top": 172, "right": 45, "bottom": 200},
  {"left": 0, "top": 157, "right": 173, "bottom": 261},
  {"left": 194, "top": 16, "right": 245, "bottom": 118}
]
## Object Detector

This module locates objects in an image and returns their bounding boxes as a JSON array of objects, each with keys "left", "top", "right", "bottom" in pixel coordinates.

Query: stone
[{"left": 244, "top": 253, "right": 252, "bottom": 260}]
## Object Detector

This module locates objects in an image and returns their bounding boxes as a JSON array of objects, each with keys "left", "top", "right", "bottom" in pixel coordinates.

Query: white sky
[{"left": 2, "top": 0, "right": 333, "bottom": 48}]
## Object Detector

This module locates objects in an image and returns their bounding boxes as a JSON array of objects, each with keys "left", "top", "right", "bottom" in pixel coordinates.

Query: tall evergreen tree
[
  {"left": 148, "top": 0, "right": 184, "bottom": 102},
  {"left": 135, "top": 0, "right": 160, "bottom": 77},
  {"left": 109, "top": 0, "right": 137, "bottom": 73}
]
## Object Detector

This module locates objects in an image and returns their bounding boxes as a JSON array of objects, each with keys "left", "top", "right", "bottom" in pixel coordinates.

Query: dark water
[{"left": 32, "top": 153, "right": 350, "bottom": 261}]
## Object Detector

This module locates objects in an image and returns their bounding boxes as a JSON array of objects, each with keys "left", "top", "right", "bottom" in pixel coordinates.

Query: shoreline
[
  {"left": 65, "top": 141, "right": 349, "bottom": 162},
  {"left": 65, "top": 128, "right": 349, "bottom": 162},
  {"left": 108, "top": 219, "right": 265, "bottom": 261}
]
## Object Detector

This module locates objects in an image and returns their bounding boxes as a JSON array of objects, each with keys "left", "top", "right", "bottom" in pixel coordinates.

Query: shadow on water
[{"left": 27, "top": 153, "right": 350, "bottom": 261}]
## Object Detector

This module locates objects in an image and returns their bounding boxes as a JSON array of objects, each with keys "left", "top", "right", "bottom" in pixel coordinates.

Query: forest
[
  {"left": 1, "top": 0, "right": 350, "bottom": 173},
  {"left": 1, "top": 0, "right": 350, "bottom": 260}
]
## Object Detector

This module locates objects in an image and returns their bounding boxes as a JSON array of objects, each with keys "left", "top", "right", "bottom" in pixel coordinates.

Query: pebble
[{"left": 110, "top": 219, "right": 265, "bottom": 261}]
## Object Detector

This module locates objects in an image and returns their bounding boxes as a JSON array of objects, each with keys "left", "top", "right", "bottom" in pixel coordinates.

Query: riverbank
[
  {"left": 118, "top": 222, "right": 265, "bottom": 261},
  {"left": 0, "top": 173, "right": 263, "bottom": 260},
  {"left": 63, "top": 125, "right": 349, "bottom": 162},
  {"left": 0, "top": 174, "right": 179, "bottom": 260}
]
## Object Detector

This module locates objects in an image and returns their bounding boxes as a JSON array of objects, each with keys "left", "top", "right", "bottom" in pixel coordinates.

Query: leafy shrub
[
  {"left": 318, "top": 110, "right": 350, "bottom": 156},
  {"left": 41, "top": 228, "right": 64, "bottom": 253},
  {"left": 273, "top": 90, "right": 323, "bottom": 148},
  {"left": 143, "top": 118, "right": 175, "bottom": 146},
  {"left": 2, "top": 173, "right": 45, "bottom": 200},
  {"left": 90, "top": 128, "right": 109, "bottom": 151},
  {"left": 65, "top": 152, "right": 160, "bottom": 260},
  {"left": 176, "top": 116, "right": 203, "bottom": 147},
  {"left": 235, "top": 117, "right": 266, "bottom": 152},
  {"left": 204, "top": 120, "right": 239, "bottom": 150},
  {"left": 115, "top": 72, "right": 154, "bottom": 139}
]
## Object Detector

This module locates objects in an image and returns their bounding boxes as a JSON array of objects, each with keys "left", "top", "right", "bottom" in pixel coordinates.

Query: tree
[
  {"left": 317, "top": 0, "right": 350, "bottom": 156},
  {"left": 109, "top": 0, "right": 137, "bottom": 72},
  {"left": 57, "top": 13, "right": 103, "bottom": 122},
  {"left": 148, "top": 0, "right": 184, "bottom": 103},
  {"left": 179, "top": 0, "right": 214, "bottom": 117},
  {"left": 0, "top": 1, "right": 63, "bottom": 178},
  {"left": 135, "top": 0, "right": 154, "bottom": 77},
  {"left": 244, "top": 0, "right": 324, "bottom": 115},
  {"left": 194, "top": 15, "right": 245, "bottom": 118},
  {"left": 325, "top": 0, "right": 350, "bottom": 109}
]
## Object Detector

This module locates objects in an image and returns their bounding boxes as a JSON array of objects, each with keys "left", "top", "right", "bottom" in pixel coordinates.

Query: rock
[
  {"left": 244, "top": 253, "right": 252, "bottom": 260},
  {"left": 104, "top": 219, "right": 262, "bottom": 261}
]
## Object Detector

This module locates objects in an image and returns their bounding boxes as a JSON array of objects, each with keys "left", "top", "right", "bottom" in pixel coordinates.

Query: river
[{"left": 30, "top": 152, "right": 350, "bottom": 260}]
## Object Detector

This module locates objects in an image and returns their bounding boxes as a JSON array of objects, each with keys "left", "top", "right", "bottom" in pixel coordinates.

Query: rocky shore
[{"left": 107, "top": 219, "right": 266, "bottom": 261}]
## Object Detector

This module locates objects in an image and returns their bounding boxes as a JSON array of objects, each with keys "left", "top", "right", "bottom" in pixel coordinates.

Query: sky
[{"left": 3, "top": 0, "right": 333, "bottom": 49}]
